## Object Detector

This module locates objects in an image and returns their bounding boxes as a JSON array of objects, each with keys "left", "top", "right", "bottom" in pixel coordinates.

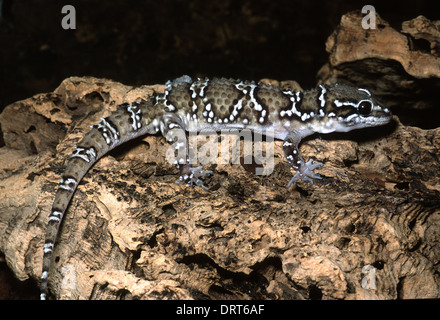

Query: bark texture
[{"left": 0, "top": 12, "right": 439, "bottom": 300}]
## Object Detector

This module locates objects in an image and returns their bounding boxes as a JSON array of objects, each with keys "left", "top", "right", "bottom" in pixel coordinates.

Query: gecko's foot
[
  {"left": 287, "top": 159, "right": 323, "bottom": 187},
  {"left": 177, "top": 166, "right": 213, "bottom": 190}
]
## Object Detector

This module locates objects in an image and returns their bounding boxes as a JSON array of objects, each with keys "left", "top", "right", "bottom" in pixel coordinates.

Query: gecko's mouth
[{"left": 345, "top": 114, "right": 393, "bottom": 128}]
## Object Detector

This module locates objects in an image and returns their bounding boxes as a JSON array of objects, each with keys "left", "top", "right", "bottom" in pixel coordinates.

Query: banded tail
[{"left": 40, "top": 98, "right": 158, "bottom": 299}]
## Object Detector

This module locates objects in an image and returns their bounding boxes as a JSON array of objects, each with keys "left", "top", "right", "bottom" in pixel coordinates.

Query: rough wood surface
[
  {"left": 318, "top": 12, "right": 440, "bottom": 129},
  {"left": 0, "top": 12, "right": 439, "bottom": 300}
]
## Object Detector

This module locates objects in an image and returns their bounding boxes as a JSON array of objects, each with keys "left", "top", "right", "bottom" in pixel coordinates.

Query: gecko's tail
[{"left": 40, "top": 98, "right": 156, "bottom": 299}]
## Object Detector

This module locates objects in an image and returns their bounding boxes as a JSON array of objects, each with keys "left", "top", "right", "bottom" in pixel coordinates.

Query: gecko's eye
[{"left": 358, "top": 100, "right": 372, "bottom": 116}]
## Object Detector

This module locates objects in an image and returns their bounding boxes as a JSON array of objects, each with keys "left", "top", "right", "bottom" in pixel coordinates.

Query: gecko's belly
[{"left": 185, "top": 120, "right": 295, "bottom": 141}]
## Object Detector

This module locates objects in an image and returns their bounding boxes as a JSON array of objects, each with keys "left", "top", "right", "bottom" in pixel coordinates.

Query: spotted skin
[{"left": 40, "top": 76, "right": 392, "bottom": 299}]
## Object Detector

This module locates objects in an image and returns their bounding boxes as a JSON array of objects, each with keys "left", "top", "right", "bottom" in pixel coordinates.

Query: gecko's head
[{"left": 319, "top": 84, "right": 392, "bottom": 133}]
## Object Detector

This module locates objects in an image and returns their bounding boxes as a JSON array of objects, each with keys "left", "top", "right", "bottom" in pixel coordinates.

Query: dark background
[
  {"left": 0, "top": 0, "right": 438, "bottom": 299},
  {"left": 0, "top": 0, "right": 438, "bottom": 112}
]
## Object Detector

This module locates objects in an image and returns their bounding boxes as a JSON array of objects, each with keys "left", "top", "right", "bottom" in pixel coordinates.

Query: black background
[{"left": 1, "top": 0, "right": 438, "bottom": 112}]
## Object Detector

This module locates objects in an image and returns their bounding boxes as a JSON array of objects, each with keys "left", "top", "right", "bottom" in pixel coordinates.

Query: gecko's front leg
[{"left": 282, "top": 130, "right": 323, "bottom": 187}]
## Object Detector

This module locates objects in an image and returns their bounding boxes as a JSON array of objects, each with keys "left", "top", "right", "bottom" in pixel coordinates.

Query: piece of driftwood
[
  {"left": 0, "top": 13, "right": 439, "bottom": 300},
  {"left": 318, "top": 12, "right": 440, "bottom": 129}
]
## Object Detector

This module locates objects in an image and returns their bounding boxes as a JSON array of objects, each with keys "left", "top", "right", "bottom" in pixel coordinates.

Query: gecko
[{"left": 40, "top": 75, "right": 392, "bottom": 299}]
